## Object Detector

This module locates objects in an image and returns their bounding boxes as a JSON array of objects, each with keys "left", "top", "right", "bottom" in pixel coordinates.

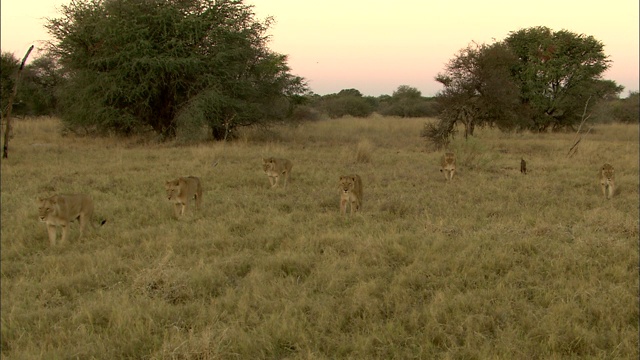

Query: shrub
[{"left": 323, "top": 96, "right": 374, "bottom": 119}]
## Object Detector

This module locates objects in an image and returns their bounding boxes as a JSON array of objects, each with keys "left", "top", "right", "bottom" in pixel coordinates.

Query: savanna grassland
[{"left": 1, "top": 115, "right": 638, "bottom": 359}]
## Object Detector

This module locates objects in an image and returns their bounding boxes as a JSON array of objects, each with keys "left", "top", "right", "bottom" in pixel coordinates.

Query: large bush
[
  {"left": 379, "top": 86, "right": 439, "bottom": 118},
  {"left": 46, "top": 0, "right": 306, "bottom": 139}
]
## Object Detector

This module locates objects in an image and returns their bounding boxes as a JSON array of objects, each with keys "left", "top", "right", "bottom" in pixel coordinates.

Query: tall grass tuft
[{"left": 355, "top": 138, "right": 373, "bottom": 163}]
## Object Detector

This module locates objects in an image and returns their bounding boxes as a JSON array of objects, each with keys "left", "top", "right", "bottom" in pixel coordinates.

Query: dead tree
[
  {"left": 567, "top": 96, "right": 592, "bottom": 158},
  {"left": 2, "top": 45, "right": 34, "bottom": 159}
]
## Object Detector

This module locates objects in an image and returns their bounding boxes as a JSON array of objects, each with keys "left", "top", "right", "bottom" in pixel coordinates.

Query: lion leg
[
  {"left": 606, "top": 183, "right": 614, "bottom": 199},
  {"left": 180, "top": 203, "right": 187, "bottom": 216},
  {"left": 60, "top": 224, "right": 69, "bottom": 244},
  {"left": 272, "top": 176, "right": 280, "bottom": 188},
  {"left": 600, "top": 182, "right": 607, "bottom": 198},
  {"left": 450, "top": 170, "right": 455, "bottom": 181},
  {"left": 350, "top": 199, "right": 357, "bottom": 215},
  {"left": 173, "top": 203, "right": 181, "bottom": 217},
  {"left": 268, "top": 176, "right": 275, "bottom": 188},
  {"left": 47, "top": 225, "right": 58, "bottom": 246},
  {"left": 340, "top": 198, "right": 347, "bottom": 215},
  {"left": 77, "top": 228, "right": 84, "bottom": 241},
  {"left": 78, "top": 215, "right": 87, "bottom": 241},
  {"left": 283, "top": 171, "right": 289, "bottom": 188}
]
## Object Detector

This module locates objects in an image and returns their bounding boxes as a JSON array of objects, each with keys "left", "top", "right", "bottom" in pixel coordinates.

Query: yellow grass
[{"left": 1, "top": 115, "right": 638, "bottom": 359}]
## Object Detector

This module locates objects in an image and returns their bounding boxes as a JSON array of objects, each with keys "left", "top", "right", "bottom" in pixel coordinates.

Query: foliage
[
  {"left": 289, "top": 105, "right": 322, "bottom": 122},
  {"left": 505, "top": 27, "right": 623, "bottom": 131},
  {"left": 18, "top": 55, "right": 65, "bottom": 116},
  {"left": 431, "top": 27, "right": 623, "bottom": 147},
  {"left": 435, "top": 42, "right": 529, "bottom": 137},
  {"left": 1, "top": 52, "right": 65, "bottom": 117},
  {"left": 1, "top": 52, "right": 19, "bottom": 115},
  {"left": 379, "top": 85, "right": 439, "bottom": 118},
  {"left": 45, "top": 0, "right": 306, "bottom": 139},
  {"left": 320, "top": 89, "right": 375, "bottom": 118},
  {"left": 420, "top": 117, "right": 455, "bottom": 150},
  {"left": 611, "top": 92, "right": 639, "bottom": 123}
]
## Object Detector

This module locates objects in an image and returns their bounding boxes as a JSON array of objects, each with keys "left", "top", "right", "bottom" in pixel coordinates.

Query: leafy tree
[
  {"left": 18, "top": 54, "right": 65, "bottom": 116},
  {"left": 434, "top": 42, "right": 522, "bottom": 141},
  {"left": 46, "top": 0, "right": 306, "bottom": 139},
  {"left": 337, "top": 88, "right": 363, "bottom": 97},
  {"left": 1, "top": 52, "right": 19, "bottom": 114},
  {"left": 393, "top": 85, "right": 422, "bottom": 99},
  {"left": 430, "top": 27, "right": 623, "bottom": 147},
  {"left": 504, "top": 26, "right": 623, "bottom": 131},
  {"left": 321, "top": 89, "right": 374, "bottom": 119},
  {"left": 1, "top": 52, "right": 64, "bottom": 117},
  {"left": 380, "top": 85, "right": 440, "bottom": 118}
]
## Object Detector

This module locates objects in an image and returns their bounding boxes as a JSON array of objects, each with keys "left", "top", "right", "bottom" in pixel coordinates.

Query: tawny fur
[
  {"left": 440, "top": 152, "right": 456, "bottom": 181},
  {"left": 339, "top": 174, "right": 363, "bottom": 215},
  {"left": 165, "top": 176, "right": 202, "bottom": 217},
  {"left": 262, "top": 157, "right": 293, "bottom": 188},
  {"left": 599, "top": 163, "right": 615, "bottom": 199},
  {"left": 38, "top": 194, "right": 98, "bottom": 245}
]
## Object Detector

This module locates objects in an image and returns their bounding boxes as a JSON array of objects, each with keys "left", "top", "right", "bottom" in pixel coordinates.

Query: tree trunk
[{"left": 3, "top": 45, "right": 34, "bottom": 159}]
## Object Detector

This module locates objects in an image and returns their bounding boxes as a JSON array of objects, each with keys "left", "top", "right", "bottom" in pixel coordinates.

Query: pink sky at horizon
[{"left": 2, "top": 0, "right": 638, "bottom": 97}]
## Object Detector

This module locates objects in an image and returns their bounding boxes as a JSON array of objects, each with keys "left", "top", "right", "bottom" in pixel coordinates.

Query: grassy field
[{"left": 1, "top": 115, "right": 638, "bottom": 359}]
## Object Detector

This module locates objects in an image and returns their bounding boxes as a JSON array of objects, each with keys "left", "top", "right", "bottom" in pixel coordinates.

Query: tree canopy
[
  {"left": 45, "top": 0, "right": 306, "bottom": 139},
  {"left": 1, "top": 52, "right": 19, "bottom": 114},
  {"left": 429, "top": 26, "right": 623, "bottom": 147}
]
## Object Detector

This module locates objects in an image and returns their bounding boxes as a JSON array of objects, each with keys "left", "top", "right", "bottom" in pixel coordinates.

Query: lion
[
  {"left": 262, "top": 157, "right": 293, "bottom": 188},
  {"left": 165, "top": 176, "right": 202, "bottom": 217},
  {"left": 599, "top": 163, "right": 615, "bottom": 199},
  {"left": 38, "top": 193, "right": 103, "bottom": 246},
  {"left": 440, "top": 152, "right": 456, "bottom": 181},
  {"left": 339, "top": 174, "right": 363, "bottom": 215}
]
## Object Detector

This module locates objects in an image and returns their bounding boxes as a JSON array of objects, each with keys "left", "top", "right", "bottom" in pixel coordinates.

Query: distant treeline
[{"left": 2, "top": 51, "right": 637, "bottom": 126}]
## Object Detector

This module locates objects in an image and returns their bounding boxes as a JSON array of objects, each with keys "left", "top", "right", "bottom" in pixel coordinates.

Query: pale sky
[{"left": 2, "top": 0, "right": 638, "bottom": 97}]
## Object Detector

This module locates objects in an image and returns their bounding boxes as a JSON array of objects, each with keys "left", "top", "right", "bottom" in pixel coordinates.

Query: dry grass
[{"left": 1, "top": 115, "right": 638, "bottom": 359}]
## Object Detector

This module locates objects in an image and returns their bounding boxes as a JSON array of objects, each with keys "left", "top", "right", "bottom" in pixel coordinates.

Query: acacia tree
[
  {"left": 433, "top": 42, "right": 521, "bottom": 142},
  {"left": 429, "top": 27, "right": 623, "bottom": 147},
  {"left": 46, "top": 0, "right": 306, "bottom": 139},
  {"left": 505, "top": 26, "right": 622, "bottom": 131}
]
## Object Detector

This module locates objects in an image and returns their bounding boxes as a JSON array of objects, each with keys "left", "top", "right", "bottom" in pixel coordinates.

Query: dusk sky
[{"left": 2, "top": 0, "right": 638, "bottom": 97}]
